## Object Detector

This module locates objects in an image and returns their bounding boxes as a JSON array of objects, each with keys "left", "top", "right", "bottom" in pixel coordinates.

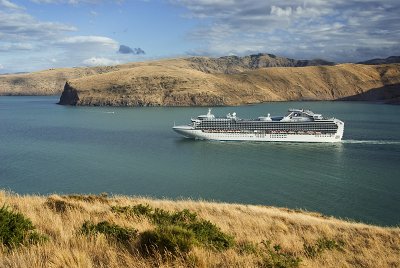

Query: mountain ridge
[
  {"left": 59, "top": 60, "right": 400, "bottom": 106},
  {"left": 1, "top": 54, "right": 399, "bottom": 105},
  {"left": 357, "top": 56, "right": 400, "bottom": 65},
  {"left": 0, "top": 53, "right": 336, "bottom": 96}
]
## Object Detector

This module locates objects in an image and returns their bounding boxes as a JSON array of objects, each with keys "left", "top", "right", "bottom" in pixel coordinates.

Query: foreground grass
[{"left": 0, "top": 191, "right": 399, "bottom": 267}]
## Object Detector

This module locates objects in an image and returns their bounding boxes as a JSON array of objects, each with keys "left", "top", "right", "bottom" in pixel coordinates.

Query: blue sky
[{"left": 0, "top": 0, "right": 399, "bottom": 73}]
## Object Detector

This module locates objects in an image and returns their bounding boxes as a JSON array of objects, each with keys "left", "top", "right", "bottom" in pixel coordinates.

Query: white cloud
[
  {"left": 0, "top": 11, "right": 76, "bottom": 42},
  {"left": 270, "top": 6, "right": 292, "bottom": 17},
  {"left": 82, "top": 57, "right": 120, "bottom": 66},
  {"left": 0, "top": 2, "right": 124, "bottom": 72},
  {"left": 0, "top": 0, "right": 23, "bottom": 9},
  {"left": 0, "top": 43, "right": 34, "bottom": 51},
  {"left": 55, "top": 36, "right": 118, "bottom": 49},
  {"left": 174, "top": 0, "right": 400, "bottom": 62},
  {"left": 0, "top": 64, "right": 4, "bottom": 69},
  {"left": 53, "top": 36, "right": 120, "bottom": 62},
  {"left": 30, "top": 0, "right": 124, "bottom": 4}
]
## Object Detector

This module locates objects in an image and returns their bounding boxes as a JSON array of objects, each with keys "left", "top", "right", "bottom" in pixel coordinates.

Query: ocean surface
[{"left": 1, "top": 96, "right": 399, "bottom": 226}]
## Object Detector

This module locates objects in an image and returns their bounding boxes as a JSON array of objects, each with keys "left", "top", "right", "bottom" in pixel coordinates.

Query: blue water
[{"left": 0, "top": 96, "right": 399, "bottom": 226}]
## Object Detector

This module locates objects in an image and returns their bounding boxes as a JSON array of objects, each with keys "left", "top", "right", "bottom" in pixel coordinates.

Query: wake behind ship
[{"left": 173, "top": 109, "right": 344, "bottom": 143}]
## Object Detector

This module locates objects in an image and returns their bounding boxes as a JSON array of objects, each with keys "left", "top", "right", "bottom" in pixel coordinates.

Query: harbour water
[{"left": 0, "top": 96, "right": 399, "bottom": 226}]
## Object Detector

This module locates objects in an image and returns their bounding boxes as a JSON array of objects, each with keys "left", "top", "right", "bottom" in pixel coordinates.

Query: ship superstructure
[{"left": 173, "top": 108, "right": 344, "bottom": 142}]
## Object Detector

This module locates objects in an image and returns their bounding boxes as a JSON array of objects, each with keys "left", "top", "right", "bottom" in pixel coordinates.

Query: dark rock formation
[{"left": 58, "top": 82, "right": 79, "bottom": 105}]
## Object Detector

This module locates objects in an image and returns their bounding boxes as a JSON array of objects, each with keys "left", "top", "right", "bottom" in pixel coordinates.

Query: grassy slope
[
  {"left": 66, "top": 62, "right": 400, "bottom": 106},
  {"left": 0, "top": 63, "right": 139, "bottom": 96},
  {"left": 2, "top": 57, "right": 400, "bottom": 105},
  {"left": 0, "top": 191, "right": 399, "bottom": 267}
]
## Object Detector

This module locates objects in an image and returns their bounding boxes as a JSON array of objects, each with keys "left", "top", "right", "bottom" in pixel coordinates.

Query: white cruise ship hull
[
  {"left": 173, "top": 122, "right": 344, "bottom": 143},
  {"left": 173, "top": 109, "right": 344, "bottom": 143}
]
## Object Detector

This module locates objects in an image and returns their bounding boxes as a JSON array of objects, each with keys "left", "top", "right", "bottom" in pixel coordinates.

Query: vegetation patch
[
  {"left": 112, "top": 204, "right": 234, "bottom": 251},
  {"left": 261, "top": 240, "right": 301, "bottom": 268},
  {"left": 139, "top": 225, "right": 197, "bottom": 255},
  {"left": 111, "top": 203, "right": 152, "bottom": 218},
  {"left": 66, "top": 193, "right": 109, "bottom": 203},
  {"left": 45, "top": 197, "right": 77, "bottom": 213},
  {"left": 81, "top": 221, "right": 138, "bottom": 245},
  {"left": 236, "top": 241, "right": 259, "bottom": 255},
  {"left": 303, "top": 237, "right": 345, "bottom": 258},
  {"left": 0, "top": 205, "right": 47, "bottom": 248}
]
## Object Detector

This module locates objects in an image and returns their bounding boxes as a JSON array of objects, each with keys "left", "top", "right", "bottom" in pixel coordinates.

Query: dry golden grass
[
  {"left": 0, "top": 190, "right": 399, "bottom": 268},
  {"left": 2, "top": 56, "right": 399, "bottom": 105},
  {"left": 0, "top": 63, "right": 140, "bottom": 96},
  {"left": 65, "top": 61, "right": 400, "bottom": 106}
]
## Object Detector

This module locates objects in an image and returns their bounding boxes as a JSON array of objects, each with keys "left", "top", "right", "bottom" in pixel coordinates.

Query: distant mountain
[
  {"left": 357, "top": 56, "right": 400, "bottom": 65},
  {"left": 187, "top": 53, "right": 335, "bottom": 74}
]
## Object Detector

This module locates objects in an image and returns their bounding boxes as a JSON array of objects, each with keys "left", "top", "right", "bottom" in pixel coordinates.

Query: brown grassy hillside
[
  {"left": 59, "top": 60, "right": 400, "bottom": 106},
  {"left": 1, "top": 54, "right": 326, "bottom": 96},
  {"left": 1, "top": 55, "right": 399, "bottom": 104},
  {"left": 0, "top": 63, "right": 143, "bottom": 96},
  {"left": 0, "top": 191, "right": 399, "bottom": 268}
]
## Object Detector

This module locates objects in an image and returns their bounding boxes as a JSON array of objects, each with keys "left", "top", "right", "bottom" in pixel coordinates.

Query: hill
[
  {"left": 358, "top": 56, "right": 400, "bottom": 65},
  {"left": 186, "top": 54, "right": 335, "bottom": 74},
  {"left": 0, "top": 191, "right": 399, "bottom": 268},
  {"left": 0, "top": 54, "right": 333, "bottom": 97},
  {"left": 1, "top": 54, "right": 399, "bottom": 105},
  {"left": 59, "top": 59, "right": 400, "bottom": 106},
  {"left": 0, "top": 64, "right": 138, "bottom": 96}
]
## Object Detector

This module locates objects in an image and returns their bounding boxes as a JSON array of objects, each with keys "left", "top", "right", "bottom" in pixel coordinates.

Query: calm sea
[{"left": 0, "top": 96, "right": 399, "bottom": 226}]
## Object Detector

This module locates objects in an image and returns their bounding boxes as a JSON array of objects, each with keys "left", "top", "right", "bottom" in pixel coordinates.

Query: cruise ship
[{"left": 173, "top": 108, "right": 344, "bottom": 142}]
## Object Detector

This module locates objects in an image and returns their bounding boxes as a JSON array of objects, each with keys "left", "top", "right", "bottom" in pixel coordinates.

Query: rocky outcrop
[
  {"left": 187, "top": 53, "right": 335, "bottom": 74},
  {"left": 58, "top": 82, "right": 79, "bottom": 105}
]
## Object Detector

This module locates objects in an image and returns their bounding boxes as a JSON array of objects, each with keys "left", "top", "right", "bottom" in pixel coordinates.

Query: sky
[{"left": 0, "top": 0, "right": 399, "bottom": 73}]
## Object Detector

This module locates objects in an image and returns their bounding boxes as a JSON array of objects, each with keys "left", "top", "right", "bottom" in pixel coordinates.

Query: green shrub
[
  {"left": 237, "top": 241, "right": 259, "bottom": 255},
  {"left": 111, "top": 204, "right": 235, "bottom": 252},
  {"left": 81, "top": 221, "right": 138, "bottom": 244},
  {"left": 111, "top": 205, "right": 197, "bottom": 225},
  {"left": 111, "top": 205, "right": 132, "bottom": 215},
  {"left": 67, "top": 194, "right": 108, "bottom": 203},
  {"left": 151, "top": 208, "right": 198, "bottom": 226},
  {"left": 261, "top": 240, "right": 301, "bottom": 268},
  {"left": 303, "top": 237, "right": 345, "bottom": 258},
  {"left": 0, "top": 205, "right": 47, "bottom": 248},
  {"left": 187, "top": 220, "right": 234, "bottom": 251},
  {"left": 146, "top": 206, "right": 233, "bottom": 251},
  {"left": 45, "top": 197, "right": 78, "bottom": 213},
  {"left": 111, "top": 204, "right": 153, "bottom": 218},
  {"left": 139, "top": 225, "right": 197, "bottom": 255},
  {"left": 132, "top": 204, "right": 153, "bottom": 217}
]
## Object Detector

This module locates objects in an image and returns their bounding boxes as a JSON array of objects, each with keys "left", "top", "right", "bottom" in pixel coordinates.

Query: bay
[{"left": 0, "top": 96, "right": 399, "bottom": 226}]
